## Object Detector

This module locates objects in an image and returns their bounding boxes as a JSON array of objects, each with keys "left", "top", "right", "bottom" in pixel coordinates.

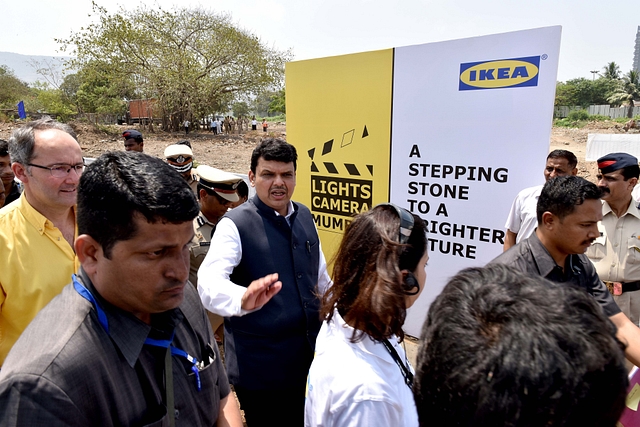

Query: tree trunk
[{"left": 629, "top": 100, "right": 635, "bottom": 119}]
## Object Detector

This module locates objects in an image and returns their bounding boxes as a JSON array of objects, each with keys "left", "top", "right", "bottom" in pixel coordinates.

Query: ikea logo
[{"left": 459, "top": 56, "right": 540, "bottom": 91}]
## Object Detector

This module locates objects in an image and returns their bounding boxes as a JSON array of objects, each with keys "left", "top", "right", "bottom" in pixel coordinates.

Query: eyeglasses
[{"left": 27, "top": 162, "right": 85, "bottom": 178}]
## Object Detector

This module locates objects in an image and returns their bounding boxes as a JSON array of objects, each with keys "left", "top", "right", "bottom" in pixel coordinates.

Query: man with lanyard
[
  {"left": 165, "top": 143, "right": 198, "bottom": 193},
  {"left": 189, "top": 165, "right": 242, "bottom": 338},
  {"left": 0, "top": 151, "right": 242, "bottom": 426},
  {"left": 198, "top": 138, "right": 332, "bottom": 426},
  {"left": 491, "top": 175, "right": 640, "bottom": 368},
  {"left": 587, "top": 153, "right": 640, "bottom": 328}
]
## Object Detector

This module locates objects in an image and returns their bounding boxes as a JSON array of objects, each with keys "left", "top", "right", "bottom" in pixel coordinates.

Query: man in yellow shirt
[{"left": 0, "top": 117, "right": 83, "bottom": 365}]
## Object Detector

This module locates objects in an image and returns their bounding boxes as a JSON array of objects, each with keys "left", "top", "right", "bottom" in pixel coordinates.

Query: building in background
[{"left": 633, "top": 26, "right": 640, "bottom": 74}]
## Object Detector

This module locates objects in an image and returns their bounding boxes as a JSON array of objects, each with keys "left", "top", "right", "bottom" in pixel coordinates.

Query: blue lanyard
[{"left": 72, "top": 274, "right": 201, "bottom": 391}]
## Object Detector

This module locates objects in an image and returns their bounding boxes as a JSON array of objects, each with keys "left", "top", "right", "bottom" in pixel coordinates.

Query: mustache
[{"left": 598, "top": 186, "right": 610, "bottom": 193}]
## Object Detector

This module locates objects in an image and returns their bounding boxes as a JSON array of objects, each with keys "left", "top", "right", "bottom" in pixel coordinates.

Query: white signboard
[{"left": 390, "top": 27, "right": 562, "bottom": 335}]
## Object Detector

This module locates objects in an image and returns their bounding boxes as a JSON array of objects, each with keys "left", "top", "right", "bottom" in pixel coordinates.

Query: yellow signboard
[{"left": 286, "top": 49, "right": 394, "bottom": 258}]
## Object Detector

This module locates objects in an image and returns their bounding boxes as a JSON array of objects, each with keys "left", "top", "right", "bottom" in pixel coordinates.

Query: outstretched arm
[{"left": 610, "top": 312, "right": 640, "bottom": 367}]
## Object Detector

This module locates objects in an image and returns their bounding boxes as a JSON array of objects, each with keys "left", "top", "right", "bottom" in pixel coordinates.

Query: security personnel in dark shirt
[{"left": 491, "top": 175, "right": 640, "bottom": 368}]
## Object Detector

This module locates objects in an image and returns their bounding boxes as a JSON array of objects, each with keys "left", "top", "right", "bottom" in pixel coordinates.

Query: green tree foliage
[
  {"left": 268, "top": 89, "right": 285, "bottom": 115},
  {"left": 602, "top": 62, "right": 621, "bottom": 80},
  {"left": 29, "top": 82, "right": 76, "bottom": 121},
  {"left": 0, "top": 65, "right": 30, "bottom": 108},
  {"left": 608, "top": 70, "right": 640, "bottom": 118},
  {"left": 232, "top": 101, "right": 249, "bottom": 117},
  {"left": 555, "top": 77, "right": 617, "bottom": 107},
  {"left": 57, "top": 3, "right": 291, "bottom": 130}
]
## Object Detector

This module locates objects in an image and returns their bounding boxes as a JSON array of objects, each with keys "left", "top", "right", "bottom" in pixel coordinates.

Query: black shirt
[
  {"left": 0, "top": 268, "right": 230, "bottom": 426},
  {"left": 490, "top": 232, "right": 620, "bottom": 317}
]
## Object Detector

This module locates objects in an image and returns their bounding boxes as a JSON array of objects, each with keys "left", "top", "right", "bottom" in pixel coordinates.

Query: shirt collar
[
  {"left": 329, "top": 308, "right": 397, "bottom": 365},
  {"left": 602, "top": 198, "right": 640, "bottom": 221},
  {"left": 18, "top": 192, "right": 77, "bottom": 236},
  {"left": 77, "top": 268, "right": 183, "bottom": 368},
  {"left": 252, "top": 195, "right": 297, "bottom": 222},
  {"left": 526, "top": 232, "right": 580, "bottom": 280}
]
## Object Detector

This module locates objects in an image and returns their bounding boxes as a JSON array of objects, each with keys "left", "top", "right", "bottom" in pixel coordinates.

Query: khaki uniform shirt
[
  {"left": 588, "top": 200, "right": 640, "bottom": 283},
  {"left": 189, "top": 213, "right": 216, "bottom": 287}
]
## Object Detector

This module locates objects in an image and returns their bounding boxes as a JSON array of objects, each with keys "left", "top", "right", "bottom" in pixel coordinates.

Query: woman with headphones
[{"left": 305, "top": 203, "right": 428, "bottom": 427}]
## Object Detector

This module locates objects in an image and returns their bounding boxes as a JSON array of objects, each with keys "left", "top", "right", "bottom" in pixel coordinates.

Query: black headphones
[{"left": 378, "top": 203, "right": 420, "bottom": 295}]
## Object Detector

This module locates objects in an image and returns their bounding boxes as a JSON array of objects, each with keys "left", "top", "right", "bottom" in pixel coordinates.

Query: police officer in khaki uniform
[
  {"left": 588, "top": 152, "right": 640, "bottom": 326},
  {"left": 164, "top": 143, "right": 199, "bottom": 193},
  {"left": 190, "top": 165, "right": 242, "bottom": 334}
]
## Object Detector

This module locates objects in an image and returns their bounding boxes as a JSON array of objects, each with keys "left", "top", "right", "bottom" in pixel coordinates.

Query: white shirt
[
  {"left": 505, "top": 184, "right": 543, "bottom": 243},
  {"left": 198, "top": 200, "right": 332, "bottom": 317},
  {"left": 305, "top": 309, "right": 418, "bottom": 427}
]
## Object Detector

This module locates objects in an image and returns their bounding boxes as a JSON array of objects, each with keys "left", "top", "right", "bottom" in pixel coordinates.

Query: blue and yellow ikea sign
[{"left": 459, "top": 56, "right": 540, "bottom": 90}]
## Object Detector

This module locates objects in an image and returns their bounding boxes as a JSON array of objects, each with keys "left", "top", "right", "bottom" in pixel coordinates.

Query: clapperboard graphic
[{"left": 309, "top": 125, "right": 374, "bottom": 233}]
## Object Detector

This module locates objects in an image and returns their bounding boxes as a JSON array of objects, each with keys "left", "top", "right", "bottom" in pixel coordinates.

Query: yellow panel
[{"left": 286, "top": 49, "right": 394, "bottom": 261}]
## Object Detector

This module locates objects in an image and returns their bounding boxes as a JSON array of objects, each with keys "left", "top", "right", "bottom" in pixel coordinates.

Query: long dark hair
[{"left": 322, "top": 204, "right": 427, "bottom": 343}]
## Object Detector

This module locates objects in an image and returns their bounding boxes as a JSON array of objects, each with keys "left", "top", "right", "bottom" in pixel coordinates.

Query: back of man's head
[
  {"left": 250, "top": 138, "right": 297, "bottom": 173},
  {"left": 536, "top": 176, "right": 602, "bottom": 224},
  {"left": 414, "top": 264, "right": 628, "bottom": 427},
  {"left": 8, "top": 117, "right": 77, "bottom": 165},
  {"left": 547, "top": 149, "right": 578, "bottom": 169},
  {"left": 77, "top": 151, "right": 199, "bottom": 257}
]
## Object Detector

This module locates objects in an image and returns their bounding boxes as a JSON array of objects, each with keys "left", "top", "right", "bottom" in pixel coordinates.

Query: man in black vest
[{"left": 198, "top": 138, "right": 332, "bottom": 426}]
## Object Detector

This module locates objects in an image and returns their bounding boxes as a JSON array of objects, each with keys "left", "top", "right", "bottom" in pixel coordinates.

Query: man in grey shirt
[
  {"left": 491, "top": 176, "right": 640, "bottom": 368},
  {"left": 0, "top": 152, "right": 242, "bottom": 426}
]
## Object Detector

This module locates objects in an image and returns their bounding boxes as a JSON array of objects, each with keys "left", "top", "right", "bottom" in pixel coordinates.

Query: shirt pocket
[
  {"left": 627, "top": 237, "right": 640, "bottom": 264},
  {"left": 587, "top": 234, "right": 607, "bottom": 260}
]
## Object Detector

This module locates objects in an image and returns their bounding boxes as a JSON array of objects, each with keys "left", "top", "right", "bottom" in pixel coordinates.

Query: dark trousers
[{"left": 234, "top": 385, "right": 304, "bottom": 426}]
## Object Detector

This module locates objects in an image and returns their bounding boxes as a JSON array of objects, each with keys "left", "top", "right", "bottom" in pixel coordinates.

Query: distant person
[
  {"left": 251, "top": 117, "right": 257, "bottom": 131},
  {"left": 237, "top": 116, "right": 244, "bottom": 134},
  {"left": 0, "top": 117, "right": 83, "bottom": 366},
  {"left": 190, "top": 165, "right": 242, "bottom": 337},
  {"left": 262, "top": 118, "right": 268, "bottom": 132},
  {"left": 504, "top": 149, "right": 577, "bottom": 251},
  {"left": 0, "top": 151, "right": 243, "bottom": 426},
  {"left": 211, "top": 117, "right": 218, "bottom": 134},
  {"left": 414, "top": 264, "right": 628, "bottom": 427},
  {"left": 587, "top": 153, "right": 640, "bottom": 327},
  {"left": 165, "top": 143, "right": 198, "bottom": 193},
  {"left": 198, "top": 138, "right": 332, "bottom": 427},
  {"left": 0, "top": 139, "right": 22, "bottom": 206},
  {"left": 122, "top": 129, "right": 144, "bottom": 152},
  {"left": 492, "top": 176, "right": 640, "bottom": 367},
  {"left": 305, "top": 204, "right": 427, "bottom": 427},
  {"left": 183, "top": 119, "right": 190, "bottom": 135}
]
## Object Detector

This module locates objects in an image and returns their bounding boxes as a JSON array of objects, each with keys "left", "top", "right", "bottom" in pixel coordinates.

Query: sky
[{"left": 1, "top": 0, "right": 638, "bottom": 82}]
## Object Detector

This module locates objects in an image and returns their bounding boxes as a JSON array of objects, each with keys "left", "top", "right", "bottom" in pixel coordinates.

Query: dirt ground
[
  {"left": 0, "top": 119, "right": 636, "bottom": 181},
  {"left": 0, "top": 122, "right": 287, "bottom": 175}
]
